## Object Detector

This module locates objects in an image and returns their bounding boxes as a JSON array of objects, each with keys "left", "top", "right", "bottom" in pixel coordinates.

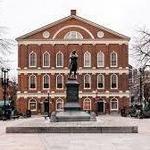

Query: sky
[{"left": 0, "top": 0, "right": 150, "bottom": 78}]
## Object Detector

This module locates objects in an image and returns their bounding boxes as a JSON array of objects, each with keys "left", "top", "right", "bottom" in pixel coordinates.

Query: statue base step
[
  {"left": 64, "top": 102, "right": 81, "bottom": 111},
  {"left": 56, "top": 111, "right": 90, "bottom": 122}
]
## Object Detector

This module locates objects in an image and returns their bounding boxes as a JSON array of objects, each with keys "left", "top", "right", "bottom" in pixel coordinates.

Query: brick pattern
[{"left": 17, "top": 15, "right": 129, "bottom": 114}]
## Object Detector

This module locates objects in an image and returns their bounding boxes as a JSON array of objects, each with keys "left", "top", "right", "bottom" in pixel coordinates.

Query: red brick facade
[{"left": 16, "top": 10, "right": 130, "bottom": 114}]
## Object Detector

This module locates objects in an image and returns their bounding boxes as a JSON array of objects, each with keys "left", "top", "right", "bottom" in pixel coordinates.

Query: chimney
[{"left": 71, "top": 10, "right": 76, "bottom": 15}]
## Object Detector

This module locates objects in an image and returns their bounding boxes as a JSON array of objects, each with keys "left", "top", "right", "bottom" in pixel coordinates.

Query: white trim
[
  {"left": 56, "top": 98, "right": 64, "bottom": 111},
  {"left": 56, "top": 51, "right": 64, "bottom": 68},
  {"left": 110, "top": 51, "right": 118, "bottom": 67},
  {"left": 42, "top": 51, "right": 50, "bottom": 67},
  {"left": 29, "top": 74, "right": 37, "bottom": 90},
  {"left": 97, "top": 74, "right": 105, "bottom": 89},
  {"left": 18, "top": 39, "right": 129, "bottom": 45},
  {"left": 56, "top": 74, "right": 64, "bottom": 90},
  {"left": 29, "top": 51, "right": 37, "bottom": 68},
  {"left": 18, "top": 68, "right": 129, "bottom": 75},
  {"left": 110, "top": 98, "right": 118, "bottom": 111},
  {"left": 84, "top": 51, "right": 91, "bottom": 67},
  {"left": 97, "top": 51, "right": 104, "bottom": 67},
  {"left": 52, "top": 25, "right": 94, "bottom": 39},
  {"left": 28, "top": 98, "right": 37, "bottom": 111},
  {"left": 83, "top": 98, "right": 91, "bottom": 110},
  {"left": 43, "top": 74, "right": 50, "bottom": 90},
  {"left": 110, "top": 74, "right": 118, "bottom": 89},
  {"left": 84, "top": 74, "right": 91, "bottom": 89},
  {"left": 17, "top": 91, "right": 130, "bottom": 99}
]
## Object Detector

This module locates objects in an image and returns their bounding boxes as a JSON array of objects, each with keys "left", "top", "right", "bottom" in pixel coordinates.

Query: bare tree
[
  {"left": 132, "top": 27, "right": 150, "bottom": 67},
  {"left": 0, "top": 26, "right": 14, "bottom": 67}
]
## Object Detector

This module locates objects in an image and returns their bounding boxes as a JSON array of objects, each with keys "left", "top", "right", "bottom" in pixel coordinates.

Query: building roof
[{"left": 16, "top": 10, "right": 130, "bottom": 41}]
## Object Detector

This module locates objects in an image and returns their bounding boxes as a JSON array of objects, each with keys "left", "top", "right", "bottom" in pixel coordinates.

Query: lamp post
[
  {"left": 47, "top": 91, "right": 50, "bottom": 116},
  {"left": 1, "top": 68, "right": 10, "bottom": 120}
]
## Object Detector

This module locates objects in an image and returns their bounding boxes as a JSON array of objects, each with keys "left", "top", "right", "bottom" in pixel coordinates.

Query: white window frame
[
  {"left": 43, "top": 51, "right": 50, "bottom": 67},
  {"left": 83, "top": 98, "right": 91, "bottom": 110},
  {"left": 84, "top": 74, "right": 91, "bottom": 89},
  {"left": 56, "top": 51, "right": 64, "bottom": 68},
  {"left": 97, "top": 51, "right": 104, "bottom": 67},
  {"left": 43, "top": 74, "right": 50, "bottom": 90},
  {"left": 56, "top": 74, "right": 64, "bottom": 90},
  {"left": 84, "top": 51, "right": 91, "bottom": 67},
  {"left": 110, "top": 51, "right": 118, "bottom": 67},
  {"left": 110, "top": 74, "right": 118, "bottom": 89},
  {"left": 56, "top": 98, "right": 64, "bottom": 111},
  {"left": 29, "top": 74, "right": 37, "bottom": 90},
  {"left": 110, "top": 98, "right": 118, "bottom": 111},
  {"left": 29, "top": 51, "right": 37, "bottom": 68},
  {"left": 28, "top": 98, "right": 37, "bottom": 111},
  {"left": 64, "top": 31, "right": 83, "bottom": 39},
  {"left": 97, "top": 74, "right": 105, "bottom": 89}
]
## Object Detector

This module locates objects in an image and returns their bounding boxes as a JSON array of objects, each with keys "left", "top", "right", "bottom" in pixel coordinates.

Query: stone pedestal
[{"left": 56, "top": 78, "right": 90, "bottom": 122}]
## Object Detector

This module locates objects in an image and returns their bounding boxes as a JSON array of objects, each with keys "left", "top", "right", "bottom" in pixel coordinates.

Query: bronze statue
[{"left": 69, "top": 50, "right": 78, "bottom": 78}]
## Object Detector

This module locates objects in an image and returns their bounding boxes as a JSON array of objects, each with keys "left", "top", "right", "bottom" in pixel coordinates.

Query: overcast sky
[{"left": 0, "top": 0, "right": 150, "bottom": 77}]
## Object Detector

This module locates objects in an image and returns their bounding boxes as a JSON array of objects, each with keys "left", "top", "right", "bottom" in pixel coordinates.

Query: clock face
[
  {"left": 43, "top": 31, "right": 50, "bottom": 38},
  {"left": 97, "top": 31, "right": 104, "bottom": 38}
]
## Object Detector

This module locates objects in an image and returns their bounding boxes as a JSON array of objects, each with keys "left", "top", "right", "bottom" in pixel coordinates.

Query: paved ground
[{"left": 0, "top": 115, "right": 150, "bottom": 150}]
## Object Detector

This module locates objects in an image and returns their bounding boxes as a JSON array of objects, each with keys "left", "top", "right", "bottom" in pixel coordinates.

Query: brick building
[{"left": 16, "top": 10, "right": 130, "bottom": 115}]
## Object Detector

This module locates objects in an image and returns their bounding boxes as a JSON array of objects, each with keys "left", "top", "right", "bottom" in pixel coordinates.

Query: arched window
[
  {"left": 56, "top": 98, "right": 64, "bottom": 111},
  {"left": 29, "top": 51, "right": 37, "bottom": 67},
  {"left": 64, "top": 31, "right": 83, "bottom": 40},
  {"left": 43, "top": 74, "right": 50, "bottom": 89},
  {"left": 97, "top": 74, "right": 104, "bottom": 89},
  {"left": 56, "top": 74, "right": 63, "bottom": 89},
  {"left": 29, "top": 74, "right": 36, "bottom": 89},
  {"left": 83, "top": 98, "right": 91, "bottom": 110},
  {"left": 110, "top": 52, "right": 117, "bottom": 67},
  {"left": 43, "top": 51, "right": 50, "bottom": 67},
  {"left": 97, "top": 51, "right": 104, "bottom": 67},
  {"left": 84, "top": 51, "right": 91, "bottom": 67},
  {"left": 84, "top": 74, "right": 91, "bottom": 89},
  {"left": 110, "top": 98, "right": 118, "bottom": 110},
  {"left": 28, "top": 99, "right": 37, "bottom": 111},
  {"left": 56, "top": 52, "right": 63, "bottom": 67},
  {"left": 111, "top": 74, "right": 118, "bottom": 89}
]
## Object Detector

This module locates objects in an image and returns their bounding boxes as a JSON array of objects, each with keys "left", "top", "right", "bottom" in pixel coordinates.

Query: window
[
  {"left": 29, "top": 99, "right": 37, "bottom": 111},
  {"left": 64, "top": 31, "right": 83, "bottom": 40},
  {"left": 97, "top": 74, "right": 104, "bottom": 89},
  {"left": 83, "top": 98, "right": 91, "bottom": 110},
  {"left": 56, "top": 74, "right": 63, "bottom": 89},
  {"left": 56, "top": 98, "right": 64, "bottom": 111},
  {"left": 43, "top": 51, "right": 50, "bottom": 67},
  {"left": 110, "top": 52, "right": 117, "bottom": 67},
  {"left": 29, "top": 75, "right": 36, "bottom": 89},
  {"left": 29, "top": 51, "right": 37, "bottom": 67},
  {"left": 97, "top": 51, "right": 104, "bottom": 67},
  {"left": 84, "top": 51, "right": 91, "bottom": 67},
  {"left": 111, "top": 74, "right": 118, "bottom": 89},
  {"left": 43, "top": 74, "right": 50, "bottom": 89},
  {"left": 110, "top": 98, "right": 118, "bottom": 110},
  {"left": 84, "top": 74, "right": 91, "bottom": 89},
  {"left": 56, "top": 52, "right": 63, "bottom": 67}
]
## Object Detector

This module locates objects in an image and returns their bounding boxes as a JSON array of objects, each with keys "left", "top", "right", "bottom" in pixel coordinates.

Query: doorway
[
  {"left": 44, "top": 100, "right": 49, "bottom": 113},
  {"left": 97, "top": 101, "right": 105, "bottom": 114}
]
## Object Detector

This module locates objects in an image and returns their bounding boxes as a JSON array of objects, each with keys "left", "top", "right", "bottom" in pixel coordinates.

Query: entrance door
[
  {"left": 97, "top": 101, "right": 104, "bottom": 113},
  {"left": 44, "top": 100, "right": 49, "bottom": 113}
]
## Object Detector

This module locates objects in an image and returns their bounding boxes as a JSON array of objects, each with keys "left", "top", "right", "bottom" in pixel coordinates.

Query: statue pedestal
[{"left": 56, "top": 78, "right": 90, "bottom": 122}]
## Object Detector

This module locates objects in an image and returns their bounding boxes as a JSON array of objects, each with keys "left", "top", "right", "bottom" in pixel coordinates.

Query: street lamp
[
  {"left": 1, "top": 68, "right": 10, "bottom": 120},
  {"left": 47, "top": 91, "right": 50, "bottom": 116}
]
